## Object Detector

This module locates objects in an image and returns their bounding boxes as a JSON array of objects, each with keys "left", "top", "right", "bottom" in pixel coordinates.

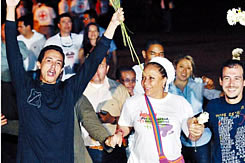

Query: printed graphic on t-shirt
[
  {"left": 27, "top": 89, "right": 41, "bottom": 108},
  {"left": 64, "top": 51, "right": 75, "bottom": 74},
  {"left": 217, "top": 105, "right": 245, "bottom": 162},
  {"left": 139, "top": 111, "right": 173, "bottom": 137},
  {"left": 37, "top": 10, "right": 48, "bottom": 22}
]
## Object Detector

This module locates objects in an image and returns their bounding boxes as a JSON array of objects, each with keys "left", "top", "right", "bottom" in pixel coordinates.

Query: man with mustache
[{"left": 206, "top": 59, "right": 245, "bottom": 163}]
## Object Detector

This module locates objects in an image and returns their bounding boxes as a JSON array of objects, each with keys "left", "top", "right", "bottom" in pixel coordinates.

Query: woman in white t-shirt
[{"left": 116, "top": 57, "right": 204, "bottom": 163}]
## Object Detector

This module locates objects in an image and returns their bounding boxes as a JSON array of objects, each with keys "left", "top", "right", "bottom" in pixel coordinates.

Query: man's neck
[
  {"left": 225, "top": 94, "right": 243, "bottom": 104},
  {"left": 60, "top": 32, "right": 71, "bottom": 37},
  {"left": 24, "top": 30, "right": 34, "bottom": 39}
]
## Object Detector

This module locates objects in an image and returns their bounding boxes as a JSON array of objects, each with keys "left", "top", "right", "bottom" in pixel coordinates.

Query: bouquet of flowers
[{"left": 227, "top": 8, "right": 245, "bottom": 26}]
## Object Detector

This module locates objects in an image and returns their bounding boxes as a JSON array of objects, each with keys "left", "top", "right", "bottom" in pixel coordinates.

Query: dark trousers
[
  {"left": 182, "top": 142, "right": 211, "bottom": 163},
  {"left": 87, "top": 146, "right": 127, "bottom": 163}
]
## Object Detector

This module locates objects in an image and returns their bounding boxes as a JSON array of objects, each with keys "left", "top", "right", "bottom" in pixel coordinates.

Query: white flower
[
  {"left": 197, "top": 112, "right": 209, "bottom": 124},
  {"left": 227, "top": 8, "right": 245, "bottom": 26},
  {"left": 238, "top": 10, "right": 245, "bottom": 26},
  {"left": 232, "top": 48, "right": 243, "bottom": 60},
  {"left": 227, "top": 8, "right": 239, "bottom": 25}
]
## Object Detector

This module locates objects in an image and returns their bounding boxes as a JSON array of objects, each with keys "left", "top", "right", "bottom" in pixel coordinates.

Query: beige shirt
[{"left": 81, "top": 77, "right": 129, "bottom": 146}]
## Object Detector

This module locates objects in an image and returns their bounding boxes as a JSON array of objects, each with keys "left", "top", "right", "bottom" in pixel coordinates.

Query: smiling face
[
  {"left": 120, "top": 70, "right": 136, "bottom": 96},
  {"left": 37, "top": 50, "right": 64, "bottom": 84},
  {"left": 88, "top": 24, "right": 99, "bottom": 41},
  {"left": 142, "top": 64, "right": 167, "bottom": 99},
  {"left": 219, "top": 65, "right": 245, "bottom": 104},
  {"left": 175, "top": 58, "right": 193, "bottom": 82},
  {"left": 142, "top": 44, "right": 165, "bottom": 64}
]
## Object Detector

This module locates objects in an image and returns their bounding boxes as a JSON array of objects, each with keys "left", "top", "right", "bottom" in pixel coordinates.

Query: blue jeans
[
  {"left": 182, "top": 142, "right": 211, "bottom": 163},
  {"left": 87, "top": 146, "right": 127, "bottom": 163}
]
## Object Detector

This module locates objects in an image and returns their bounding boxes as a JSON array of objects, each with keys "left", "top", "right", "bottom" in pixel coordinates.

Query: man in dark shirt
[
  {"left": 5, "top": 0, "right": 124, "bottom": 162},
  {"left": 206, "top": 59, "right": 245, "bottom": 162}
]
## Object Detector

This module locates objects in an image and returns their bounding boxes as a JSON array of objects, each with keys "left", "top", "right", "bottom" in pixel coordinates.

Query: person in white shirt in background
[
  {"left": 17, "top": 15, "right": 46, "bottom": 71},
  {"left": 45, "top": 12, "right": 84, "bottom": 81},
  {"left": 32, "top": 1, "right": 56, "bottom": 38},
  {"left": 79, "top": 57, "right": 129, "bottom": 163}
]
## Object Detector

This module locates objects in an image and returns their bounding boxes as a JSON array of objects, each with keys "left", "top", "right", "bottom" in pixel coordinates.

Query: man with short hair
[
  {"left": 17, "top": 15, "right": 46, "bottom": 70},
  {"left": 206, "top": 59, "right": 245, "bottom": 162},
  {"left": 5, "top": 0, "right": 124, "bottom": 161},
  {"left": 116, "top": 66, "right": 136, "bottom": 96},
  {"left": 80, "top": 57, "right": 129, "bottom": 163},
  {"left": 45, "top": 13, "right": 84, "bottom": 81}
]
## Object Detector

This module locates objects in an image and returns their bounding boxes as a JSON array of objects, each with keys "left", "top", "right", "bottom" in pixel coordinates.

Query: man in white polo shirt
[{"left": 45, "top": 13, "right": 84, "bottom": 81}]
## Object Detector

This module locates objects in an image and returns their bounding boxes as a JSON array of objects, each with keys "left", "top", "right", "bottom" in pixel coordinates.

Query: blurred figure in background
[
  {"left": 17, "top": 14, "right": 46, "bottom": 70},
  {"left": 116, "top": 66, "right": 136, "bottom": 96},
  {"left": 32, "top": 0, "right": 56, "bottom": 38},
  {"left": 45, "top": 13, "right": 84, "bottom": 81},
  {"left": 80, "top": 9, "right": 117, "bottom": 76}
]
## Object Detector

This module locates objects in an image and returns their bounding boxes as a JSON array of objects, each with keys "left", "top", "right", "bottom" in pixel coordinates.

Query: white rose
[{"left": 197, "top": 112, "right": 209, "bottom": 124}]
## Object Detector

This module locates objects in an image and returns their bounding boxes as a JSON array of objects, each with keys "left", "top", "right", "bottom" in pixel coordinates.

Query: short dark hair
[
  {"left": 144, "top": 39, "right": 164, "bottom": 51},
  {"left": 116, "top": 66, "right": 136, "bottom": 80},
  {"left": 38, "top": 45, "right": 65, "bottom": 67},
  {"left": 17, "top": 14, "right": 33, "bottom": 29},
  {"left": 220, "top": 59, "right": 245, "bottom": 79},
  {"left": 83, "top": 9, "right": 98, "bottom": 21},
  {"left": 58, "top": 13, "right": 73, "bottom": 23}
]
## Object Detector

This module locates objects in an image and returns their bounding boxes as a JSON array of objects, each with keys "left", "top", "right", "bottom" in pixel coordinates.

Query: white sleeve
[
  {"left": 118, "top": 99, "right": 134, "bottom": 127},
  {"left": 203, "top": 88, "right": 221, "bottom": 100},
  {"left": 180, "top": 98, "right": 194, "bottom": 137}
]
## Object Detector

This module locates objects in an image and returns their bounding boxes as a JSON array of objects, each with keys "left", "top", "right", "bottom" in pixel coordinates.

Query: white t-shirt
[
  {"left": 33, "top": 4, "right": 56, "bottom": 26},
  {"left": 119, "top": 93, "right": 193, "bottom": 162},
  {"left": 17, "top": 30, "right": 46, "bottom": 58},
  {"left": 45, "top": 33, "right": 84, "bottom": 81}
]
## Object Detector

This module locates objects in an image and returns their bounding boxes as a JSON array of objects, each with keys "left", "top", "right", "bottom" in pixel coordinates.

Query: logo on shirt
[
  {"left": 27, "top": 89, "right": 41, "bottom": 108},
  {"left": 138, "top": 111, "right": 173, "bottom": 137}
]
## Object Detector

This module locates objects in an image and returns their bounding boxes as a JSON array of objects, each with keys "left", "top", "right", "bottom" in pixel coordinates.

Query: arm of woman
[
  {"left": 104, "top": 125, "right": 131, "bottom": 148},
  {"left": 187, "top": 117, "right": 204, "bottom": 141}
]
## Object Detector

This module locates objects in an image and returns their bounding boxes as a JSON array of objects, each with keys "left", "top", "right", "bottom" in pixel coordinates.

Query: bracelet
[{"left": 115, "top": 128, "right": 124, "bottom": 137}]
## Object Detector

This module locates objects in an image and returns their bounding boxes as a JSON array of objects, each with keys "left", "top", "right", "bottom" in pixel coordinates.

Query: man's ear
[
  {"left": 36, "top": 61, "right": 41, "bottom": 70},
  {"left": 142, "top": 50, "right": 146, "bottom": 59},
  {"left": 219, "top": 77, "right": 223, "bottom": 87},
  {"left": 57, "top": 23, "right": 61, "bottom": 29}
]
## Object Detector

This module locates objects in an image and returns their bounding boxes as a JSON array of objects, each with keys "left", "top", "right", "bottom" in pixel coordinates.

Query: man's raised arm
[{"left": 6, "top": 0, "right": 20, "bottom": 21}]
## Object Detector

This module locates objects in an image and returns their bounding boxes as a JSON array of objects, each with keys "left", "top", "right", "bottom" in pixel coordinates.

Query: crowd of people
[{"left": 1, "top": 0, "right": 245, "bottom": 163}]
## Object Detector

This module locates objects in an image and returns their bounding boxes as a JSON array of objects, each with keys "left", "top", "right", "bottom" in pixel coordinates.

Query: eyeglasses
[
  {"left": 121, "top": 78, "right": 136, "bottom": 83},
  {"left": 60, "top": 34, "right": 73, "bottom": 47},
  {"left": 83, "top": 18, "right": 90, "bottom": 21}
]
